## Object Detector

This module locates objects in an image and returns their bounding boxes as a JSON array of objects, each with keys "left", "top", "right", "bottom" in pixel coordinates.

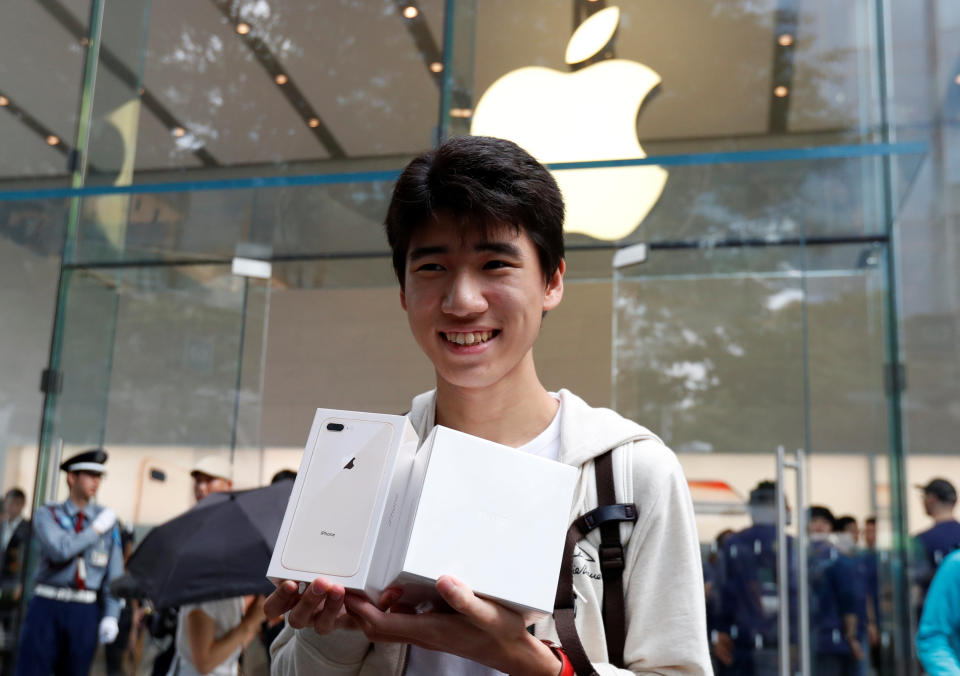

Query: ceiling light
[
  {"left": 430, "top": 62, "right": 444, "bottom": 73},
  {"left": 308, "top": 117, "right": 320, "bottom": 128},
  {"left": 955, "top": 74, "right": 960, "bottom": 85},
  {"left": 0, "top": 96, "right": 8, "bottom": 107},
  {"left": 450, "top": 108, "right": 473, "bottom": 118},
  {"left": 80, "top": 37, "right": 90, "bottom": 47},
  {"left": 774, "top": 85, "right": 789, "bottom": 98},
  {"left": 236, "top": 22, "right": 251, "bottom": 35},
  {"left": 403, "top": 6, "right": 418, "bottom": 19},
  {"left": 275, "top": 73, "right": 288, "bottom": 85},
  {"left": 46, "top": 135, "right": 60, "bottom": 146},
  {"left": 172, "top": 126, "right": 186, "bottom": 137},
  {"left": 778, "top": 33, "right": 794, "bottom": 47}
]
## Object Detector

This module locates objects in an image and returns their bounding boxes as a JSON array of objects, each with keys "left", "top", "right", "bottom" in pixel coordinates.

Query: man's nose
[{"left": 441, "top": 271, "right": 487, "bottom": 316}]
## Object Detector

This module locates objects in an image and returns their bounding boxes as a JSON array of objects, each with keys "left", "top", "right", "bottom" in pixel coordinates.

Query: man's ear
[
  {"left": 399, "top": 287, "right": 407, "bottom": 311},
  {"left": 543, "top": 259, "right": 565, "bottom": 312}
]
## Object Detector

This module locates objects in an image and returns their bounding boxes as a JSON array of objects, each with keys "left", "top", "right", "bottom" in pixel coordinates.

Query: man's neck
[
  {"left": 435, "top": 358, "right": 558, "bottom": 447},
  {"left": 69, "top": 494, "right": 89, "bottom": 511},
  {"left": 932, "top": 511, "right": 956, "bottom": 524}
]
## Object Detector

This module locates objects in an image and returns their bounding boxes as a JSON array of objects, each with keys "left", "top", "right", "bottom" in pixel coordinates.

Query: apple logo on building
[{"left": 470, "top": 7, "right": 667, "bottom": 242}]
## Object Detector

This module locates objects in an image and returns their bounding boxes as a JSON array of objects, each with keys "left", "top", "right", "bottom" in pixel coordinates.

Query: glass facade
[{"left": 0, "top": 0, "right": 957, "bottom": 673}]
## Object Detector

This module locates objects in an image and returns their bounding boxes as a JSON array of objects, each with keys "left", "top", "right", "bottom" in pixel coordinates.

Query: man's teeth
[{"left": 445, "top": 331, "right": 494, "bottom": 345}]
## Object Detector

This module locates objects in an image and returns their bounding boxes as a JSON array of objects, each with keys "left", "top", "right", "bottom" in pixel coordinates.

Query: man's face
[
  {"left": 67, "top": 471, "right": 102, "bottom": 501},
  {"left": 3, "top": 496, "right": 23, "bottom": 520},
  {"left": 844, "top": 521, "right": 859, "bottom": 544},
  {"left": 865, "top": 521, "right": 877, "bottom": 548},
  {"left": 809, "top": 516, "right": 832, "bottom": 534},
  {"left": 923, "top": 492, "right": 937, "bottom": 516},
  {"left": 193, "top": 473, "right": 232, "bottom": 502},
  {"left": 400, "top": 218, "right": 564, "bottom": 391}
]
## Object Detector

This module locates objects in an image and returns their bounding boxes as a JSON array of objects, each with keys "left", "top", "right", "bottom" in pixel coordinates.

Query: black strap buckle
[
  {"left": 599, "top": 544, "right": 625, "bottom": 571},
  {"left": 577, "top": 503, "right": 637, "bottom": 532}
]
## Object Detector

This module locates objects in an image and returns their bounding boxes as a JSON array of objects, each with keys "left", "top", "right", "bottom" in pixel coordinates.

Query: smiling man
[{"left": 266, "top": 136, "right": 710, "bottom": 675}]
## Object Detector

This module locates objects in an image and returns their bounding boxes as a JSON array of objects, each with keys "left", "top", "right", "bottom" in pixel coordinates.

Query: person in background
[
  {"left": 833, "top": 515, "right": 869, "bottom": 676},
  {"left": 714, "top": 480, "right": 796, "bottom": 675},
  {"left": 260, "top": 469, "right": 298, "bottom": 664},
  {"left": 860, "top": 516, "right": 882, "bottom": 671},
  {"left": 166, "top": 456, "right": 264, "bottom": 676},
  {"left": 835, "top": 515, "right": 859, "bottom": 546},
  {"left": 808, "top": 505, "right": 862, "bottom": 676},
  {"left": 269, "top": 470, "right": 296, "bottom": 485},
  {"left": 916, "top": 548, "right": 960, "bottom": 675},
  {"left": 16, "top": 449, "right": 123, "bottom": 676},
  {"left": 0, "top": 488, "right": 30, "bottom": 676},
  {"left": 914, "top": 478, "right": 960, "bottom": 600}
]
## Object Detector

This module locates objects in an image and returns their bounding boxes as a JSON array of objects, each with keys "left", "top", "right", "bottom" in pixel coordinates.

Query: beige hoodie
[{"left": 270, "top": 389, "right": 712, "bottom": 675}]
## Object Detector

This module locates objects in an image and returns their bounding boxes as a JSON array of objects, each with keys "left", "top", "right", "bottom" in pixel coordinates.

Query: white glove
[
  {"left": 91, "top": 508, "right": 116, "bottom": 535},
  {"left": 99, "top": 616, "right": 119, "bottom": 644}
]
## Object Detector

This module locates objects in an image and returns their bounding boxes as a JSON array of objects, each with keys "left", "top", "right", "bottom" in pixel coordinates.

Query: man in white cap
[
  {"left": 16, "top": 448, "right": 123, "bottom": 676},
  {"left": 166, "top": 456, "right": 264, "bottom": 676}
]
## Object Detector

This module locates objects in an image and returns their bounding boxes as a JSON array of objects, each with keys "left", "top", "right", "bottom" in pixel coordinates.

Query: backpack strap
[{"left": 553, "top": 449, "right": 638, "bottom": 675}]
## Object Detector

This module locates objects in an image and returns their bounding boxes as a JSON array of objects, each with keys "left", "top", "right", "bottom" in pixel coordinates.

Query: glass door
[{"left": 612, "top": 240, "right": 909, "bottom": 675}]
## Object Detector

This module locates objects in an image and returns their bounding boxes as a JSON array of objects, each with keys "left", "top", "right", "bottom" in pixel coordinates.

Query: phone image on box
[{"left": 281, "top": 418, "right": 395, "bottom": 577}]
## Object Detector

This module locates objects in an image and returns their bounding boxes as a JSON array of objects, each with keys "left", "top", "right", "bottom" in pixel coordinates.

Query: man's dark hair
[
  {"left": 385, "top": 135, "right": 565, "bottom": 288},
  {"left": 865, "top": 516, "right": 877, "bottom": 526},
  {"left": 271, "top": 469, "right": 297, "bottom": 484},
  {"left": 834, "top": 515, "right": 857, "bottom": 533},
  {"left": 4, "top": 488, "right": 25, "bottom": 501},
  {"left": 808, "top": 505, "right": 836, "bottom": 527}
]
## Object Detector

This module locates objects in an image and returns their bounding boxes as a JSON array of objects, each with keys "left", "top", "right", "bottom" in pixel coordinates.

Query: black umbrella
[{"left": 117, "top": 480, "right": 293, "bottom": 609}]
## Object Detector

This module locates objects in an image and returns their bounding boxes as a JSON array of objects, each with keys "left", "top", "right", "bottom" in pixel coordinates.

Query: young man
[
  {"left": 266, "top": 136, "right": 710, "bottom": 674},
  {"left": 16, "top": 449, "right": 123, "bottom": 676}
]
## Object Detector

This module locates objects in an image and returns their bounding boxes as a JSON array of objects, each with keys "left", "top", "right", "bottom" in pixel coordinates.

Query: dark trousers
[{"left": 14, "top": 597, "right": 99, "bottom": 676}]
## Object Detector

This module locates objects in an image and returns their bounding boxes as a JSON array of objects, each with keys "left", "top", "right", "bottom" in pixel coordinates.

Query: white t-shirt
[
  {"left": 406, "top": 397, "right": 562, "bottom": 676},
  {"left": 168, "top": 597, "right": 245, "bottom": 676}
]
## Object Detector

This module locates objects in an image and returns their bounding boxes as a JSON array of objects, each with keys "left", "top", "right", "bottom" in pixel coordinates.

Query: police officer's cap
[
  {"left": 60, "top": 448, "right": 108, "bottom": 474},
  {"left": 917, "top": 478, "right": 957, "bottom": 505}
]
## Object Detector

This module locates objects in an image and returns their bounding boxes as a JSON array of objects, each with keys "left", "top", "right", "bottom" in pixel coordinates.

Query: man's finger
[
  {"left": 436, "top": 576, "right": 516, "bottom": 632},
  {"left": 264, "top": 580, "right": 300, "bottom": 619},
  {"left": 287, "top": 579, "right": 331, "bottom": 629},
  {"left": 376, "top": 588, "right": 404, "bottom": 612},
  {"left": 312, "top": 587, "right": 345, "bottom": 634}
]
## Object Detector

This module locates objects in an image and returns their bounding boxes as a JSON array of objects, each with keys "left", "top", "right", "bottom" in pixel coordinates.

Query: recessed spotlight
[
  {"left": 450, "top": 108, "right": 473, "bottom": 118},
  {"left": 172, "top": 126, "right": 186, "bottom": 137},
  {"left": 955, "top": 74, "right": 960, "bottom": 85},
  {"left": 236, "top": 22, "right": 251, "bottom": 35},
  {"left": 778, "top": 33, "right": 794, "bottom": 47},
  {"left": 774, "top": 85, "right": 789, "bottom": 98},
  {"left": 46, "top": 135, "right": 60, "bottom": 146},
  {"left": 403, "top": 6, "right": 418, "bottom": 19},
  {"left": 80, "top": 37, "right": 90, "bottom": 47},
  {"left": 429, "top": 62, "right": 444, "bottom": 73},
  {"left": 308, "top": 117, "right": 320, "bottom": 128},
  {"left": 0, "top": 96, "right": 8, "bottom": 107},
  {"left": 275, "top": 73, "right": 288, "bottom": 85}
]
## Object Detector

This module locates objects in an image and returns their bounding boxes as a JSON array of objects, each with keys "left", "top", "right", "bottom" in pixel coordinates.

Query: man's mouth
[{"left": 441, "top": 330, "right": 499, "bottom": 346}]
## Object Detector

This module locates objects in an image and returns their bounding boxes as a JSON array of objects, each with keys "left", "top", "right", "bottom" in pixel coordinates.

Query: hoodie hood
[{"left": 407, "top": 388, "right": 657, "bottom": 467}]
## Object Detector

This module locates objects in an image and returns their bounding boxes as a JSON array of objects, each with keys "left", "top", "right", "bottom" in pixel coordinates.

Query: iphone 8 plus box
[
  {"left": 380, "top": 425, "right": 578, "bottom": 621},
  {"left": 267, "top": 408, "right": 419, "bottom": 601}
]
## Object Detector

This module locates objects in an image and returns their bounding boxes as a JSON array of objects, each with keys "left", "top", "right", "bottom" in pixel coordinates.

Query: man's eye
[
  {"left": 483, "top": 260, "right": 511, "bottom": 270},
  {"left": 415, "top": 263, "right": 444, "bottom": 272}
]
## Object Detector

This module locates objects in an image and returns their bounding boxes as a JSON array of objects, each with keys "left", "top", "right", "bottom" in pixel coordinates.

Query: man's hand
[
  {"left": 92, "top": 508, "right": 117, "bottom": 535},
  {"left": 344, "top": 576, "right": 560, "bottom": 676},
  {"left": 713, "top": 631, "right": 734, "bottom": 666},
  {"left": 99, "top": 616, "right": 119, "bottom": 644},
  {"left": 265, "top": 578, "right": 398, "bottom": 636}
]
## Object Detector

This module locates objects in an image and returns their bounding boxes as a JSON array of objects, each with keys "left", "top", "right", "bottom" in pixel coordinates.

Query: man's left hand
[
  {"left": 98, "top": 616, "right": 119, "bottom": 644},
  {"left": 343, "top": 575, "right": 560, "bottom": 676}
]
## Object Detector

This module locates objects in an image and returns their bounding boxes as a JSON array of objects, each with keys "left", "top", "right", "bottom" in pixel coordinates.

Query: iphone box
[
  {"left": 268, "top": 411, "right": 578, "bottom": 620},
  {"left": 267, "top": 409, "right": 420, "bottom": 600},
  {"left": 382, "top": 425, "right": 578, "bottom": 620}
]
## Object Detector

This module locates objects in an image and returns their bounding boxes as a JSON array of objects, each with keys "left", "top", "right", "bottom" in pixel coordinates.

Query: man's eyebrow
[
  {"left": 408, "top": 245, "right": 448, "bottom": 261},
  {"left": 475, "top": 241, "right": 523, "bottom": 257}
]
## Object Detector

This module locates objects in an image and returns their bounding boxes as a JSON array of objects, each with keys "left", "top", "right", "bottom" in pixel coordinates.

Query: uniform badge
[{"left": 91, "top": 549, "right": 109, "bottom": 567}]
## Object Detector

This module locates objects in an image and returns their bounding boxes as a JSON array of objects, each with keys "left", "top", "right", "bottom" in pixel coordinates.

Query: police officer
[{"left": 15, "top": 449, "right": 123, "bottom": 675}]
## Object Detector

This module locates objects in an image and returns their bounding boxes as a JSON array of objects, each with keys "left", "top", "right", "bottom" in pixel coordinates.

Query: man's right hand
[
  {"left": 91, "top": 508, "right": 117, "bottom": 535},
  {"left": 264, "top": 578, "right": 402, "bottom": 637},
  {"left": 713, "top": 631, "right": 734, "bottom": 666}
]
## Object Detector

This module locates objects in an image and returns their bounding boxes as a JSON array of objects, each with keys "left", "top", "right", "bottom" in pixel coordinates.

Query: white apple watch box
[{"left": 267, "top": 408, "right": 578, "bottom": 620}]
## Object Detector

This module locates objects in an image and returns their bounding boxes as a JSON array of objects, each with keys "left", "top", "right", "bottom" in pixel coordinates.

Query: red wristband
[{"left": 541, "top": 640, "right": 575, "bottom": 676}]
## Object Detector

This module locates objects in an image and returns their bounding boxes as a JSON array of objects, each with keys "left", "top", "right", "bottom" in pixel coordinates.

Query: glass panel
[{"left": 613, "top": 242, "right": 907, "bottom": 674}]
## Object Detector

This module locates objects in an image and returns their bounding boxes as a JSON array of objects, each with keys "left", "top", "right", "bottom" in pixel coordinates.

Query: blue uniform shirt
[
  {"left": 917, "top": 549, "right": 960, "bottom": 675},
  {"left": 31, "top": 499, "right": 124, "bottom": 618}
]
